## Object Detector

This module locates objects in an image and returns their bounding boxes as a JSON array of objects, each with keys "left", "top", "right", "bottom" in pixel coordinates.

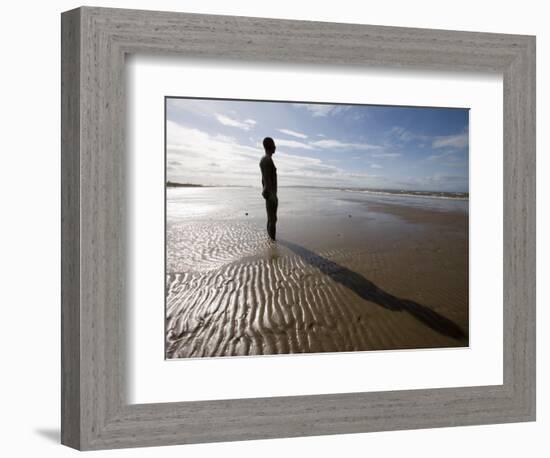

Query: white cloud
[
  {"left": 214, "top": 113, "right": 257, "bottom": 131},
  {"left": 371, "top": 152, "right": 402, "bottom": 158},
  {"left": 311, "top": 139, "right": 380, "bottom": 150},
  {"left": 389, "top": 126, "right": 417, "bottom": 142},
  {"left": 427, "top": 150, "right": 457, "bottom": 161},
  {"left": 370, "top": 164, "right": 383, "bottom": 169},
  {"left": 275, "top": 152, "right": 340, "bottom": 177},
  {"left": 432, "top": 132, "right": 469, "bottom": 149},
  {"left": 276, "top": 139, "right": 313, "bottom": 150},
  {"left": 293, "top": 103, "right": 350, "bottom": 117},
  {"left": 277, "top": 128, "right": 308, "bottom": 139},
  {"left": 387, "top": 127, "right": 469, "bottom": 153},
  {"left": 168, "top": 123, "right": 256, "bottom": 157}
]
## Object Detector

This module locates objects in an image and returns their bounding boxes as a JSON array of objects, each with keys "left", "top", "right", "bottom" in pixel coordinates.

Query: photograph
[{"left": 165, "top": 97, "right": 470, "bottom": 359}]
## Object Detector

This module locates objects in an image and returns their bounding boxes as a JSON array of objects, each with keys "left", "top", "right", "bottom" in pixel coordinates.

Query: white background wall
[{"left": 0, "top": 0, "right": 546, "bottom": 456}]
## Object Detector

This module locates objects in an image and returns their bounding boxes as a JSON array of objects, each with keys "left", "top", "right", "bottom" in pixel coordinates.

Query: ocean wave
[{"left": 340, "top": 188, "right": 469, "bottom": 200}]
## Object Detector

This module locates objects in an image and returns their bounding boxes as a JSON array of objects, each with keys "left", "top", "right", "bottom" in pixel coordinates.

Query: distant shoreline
[
  {"left": 166, "top": 181, "right": 252, "bottom": 188},
  {"left": 166, "top": 182, "right": 468, "bottom": 199},
  {"left": 166, "top": 181, "right": 205, "bottom": 188}
]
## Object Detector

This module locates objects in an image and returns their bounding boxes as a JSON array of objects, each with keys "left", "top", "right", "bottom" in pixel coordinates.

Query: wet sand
[{"left": 166, "top": 187, "right": 469, "bottom": 359}]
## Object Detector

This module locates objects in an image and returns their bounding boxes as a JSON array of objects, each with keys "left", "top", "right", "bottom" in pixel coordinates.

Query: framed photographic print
[{"left": 61, "top": 6, "right": 536, "bottom": 450}]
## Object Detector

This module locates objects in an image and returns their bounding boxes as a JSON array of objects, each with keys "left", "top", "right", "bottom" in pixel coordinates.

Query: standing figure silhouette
[{"left": 259, "top": 137, "right": 278, "bottom": 241}]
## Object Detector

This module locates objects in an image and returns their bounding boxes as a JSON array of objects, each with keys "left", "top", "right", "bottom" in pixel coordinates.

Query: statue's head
[{"left": 263, "top": 137, "right": 276, "bottom": 155}]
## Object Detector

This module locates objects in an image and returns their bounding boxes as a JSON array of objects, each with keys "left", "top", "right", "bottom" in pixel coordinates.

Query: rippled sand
[{"left": 166, "top": 187, "right": 469, "bottom": 359}]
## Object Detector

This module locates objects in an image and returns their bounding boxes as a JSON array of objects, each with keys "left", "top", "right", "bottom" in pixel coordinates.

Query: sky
[{"left": 166, "top": 97, "right": 469, "bottom": 192}]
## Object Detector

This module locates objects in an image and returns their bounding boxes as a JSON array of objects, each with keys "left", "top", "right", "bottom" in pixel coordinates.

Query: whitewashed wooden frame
[{"left": 61, "top": 6, "right": 536, "bottom": 450}]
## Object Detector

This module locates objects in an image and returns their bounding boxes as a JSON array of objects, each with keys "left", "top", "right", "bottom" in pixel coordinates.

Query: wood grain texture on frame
[{"left": 61, "top": 6, "right": 536, "bottom": 450}]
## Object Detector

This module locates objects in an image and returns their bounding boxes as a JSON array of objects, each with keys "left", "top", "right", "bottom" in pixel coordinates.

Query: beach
[{"left": 166, "top": 186, "right": 469, "bottom": 359}]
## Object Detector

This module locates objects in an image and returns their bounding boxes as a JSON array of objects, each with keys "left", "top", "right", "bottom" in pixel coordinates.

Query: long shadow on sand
[{"left": 279, "top": 239, "right": 466, "bottom": 341}]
